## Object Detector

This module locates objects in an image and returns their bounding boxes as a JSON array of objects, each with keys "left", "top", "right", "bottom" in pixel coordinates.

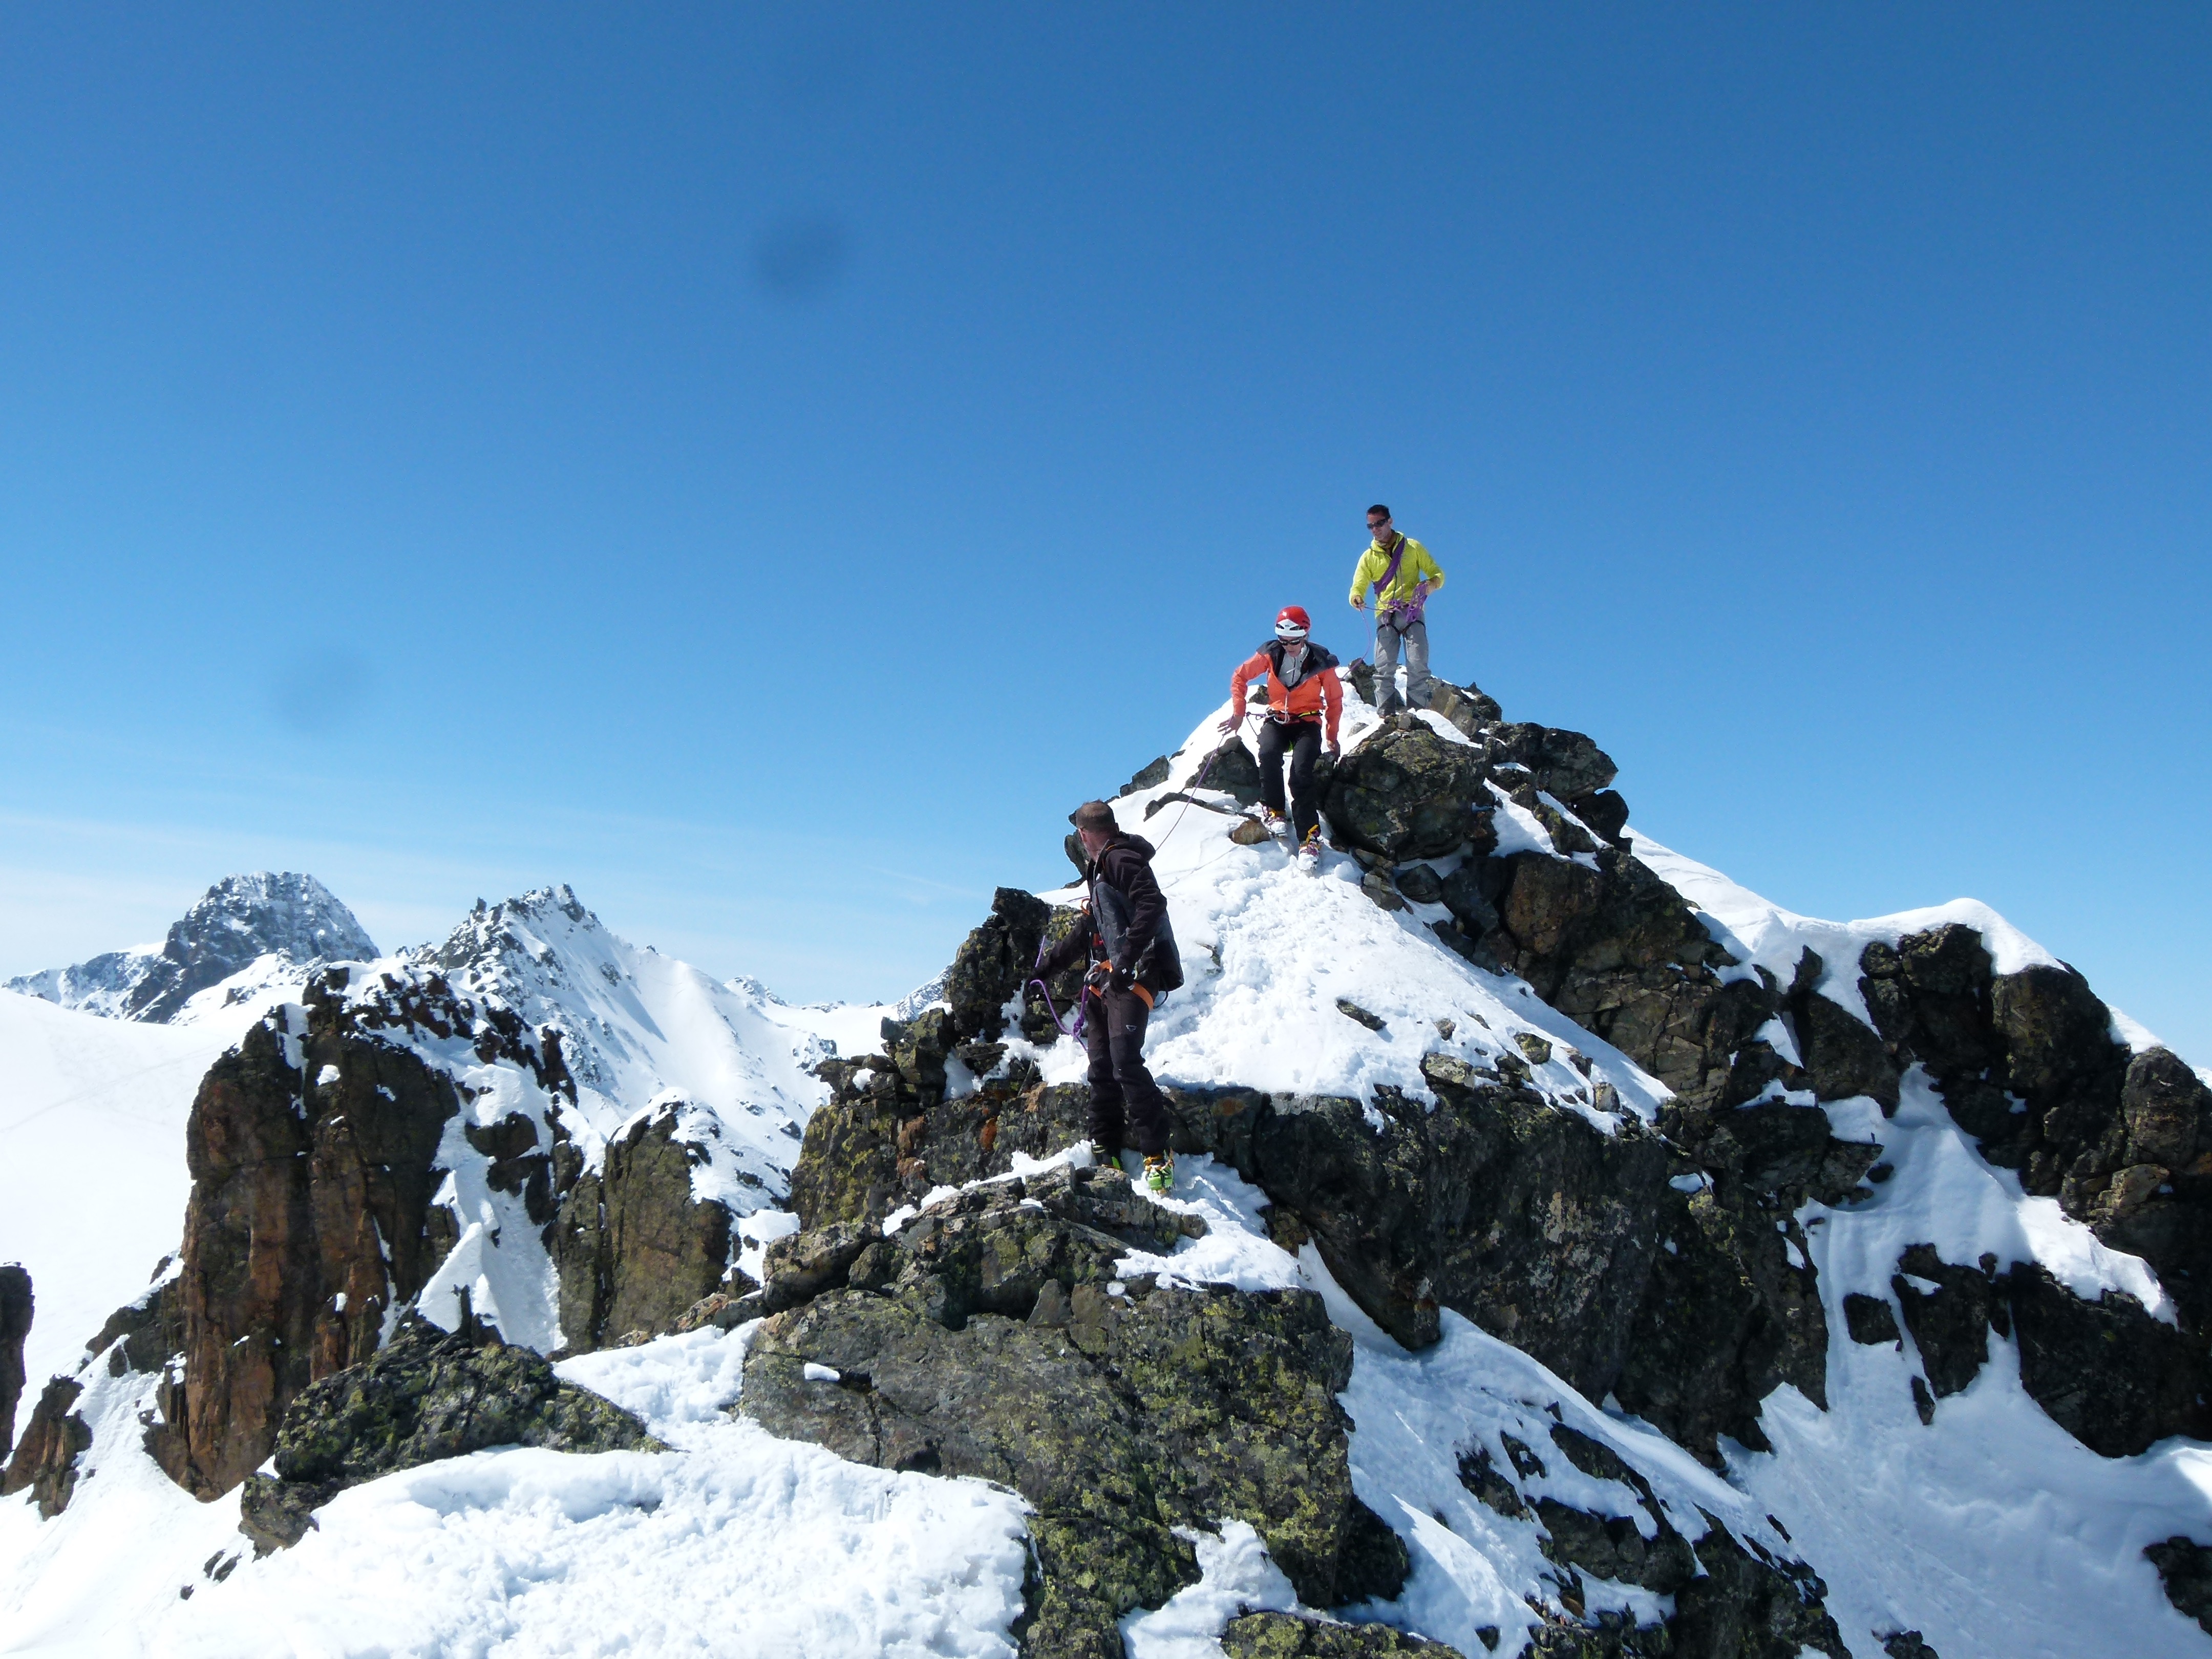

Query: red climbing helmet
[{"left": 1274, "top": 606, "right": 1311, "bottom": 641}]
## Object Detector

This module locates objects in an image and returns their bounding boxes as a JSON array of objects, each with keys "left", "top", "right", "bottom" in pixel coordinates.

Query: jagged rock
[
  {"left": 2144, "top": 1536, "right": 2212, "bottom": 1637},
  {"left": 1842, "top": 1293, "right": 1901, "bottom": 1346},
  {"left": 1611, "top": 1103, "right": 1877, "bottom": 1460},
  {"left": 1881, "top": 1632, "right": 1942, "bottom": 1658},
  {"left": 549, "top": 1105, "right": 741, "bottom": 1356},
  {"left": 1576, "top": 790, "right": 1631, "bottom": 846},
  {"left": 237, "top": 1318, "right": 657, "bottom": 1553},
  {"left": 1119, "top": 755, "right": 1173, "bottom": 796},
  {"left": 1491, "top": 725, "right": 1618, "bottom": 805},
  {"left": 1457, "top": 1443, "right": 1526, "bottom": 1517},
  {"left": 1324, "top": 721, "right": 1491, "bottom": 860},
  {"left": 1, "top": 1377, "right": 91, "bottom": 1517},
  {"left": 1221, "top": 1614, "right": 1461, "bottom": 1656},
  {"left": 2006, "top": 1264, "right": 2212, "bottom": 1455},
  {"left": 1670, "top": 1512, "right": 1847, "bottom": 1658},
  {"left": 1245, "top": 1066, "right": 1667, "bottom": 1392},
  {"left": 1336, "top": 999, "right": 1389, "bottom": 1032},
  {"left": 169, "top": 990, "right": 463, "bottom": 1497},
  {"left": 1203, "top": 736, "right": 1266, "bottom": 806},
  {"left": 942, "top": 887, "right": 1053, "bottom": 1044},
  {"left": 1784, "top": 956, "right": 1901, "bottom": 1112},
  {"left": 1, "top": 1264, "right": 29, "bottom": 1453},
  {"left": 1890, "top": 1246, "right": 2000, "bottom": 1400},
  {"left": 745, "top": 1164, "right": 1363, "bottom": 1658},
  {"left": 1394, "top": 864, "right": 1444, "bottom": 905}
]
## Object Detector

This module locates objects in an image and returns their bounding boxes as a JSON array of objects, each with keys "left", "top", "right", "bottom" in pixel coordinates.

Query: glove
[
  {"left": 1217, "top": 710, "right": 1243, "bottom": 734},
  {"left": 1110, "top": 965, "right": 1134, "bottom": 993}
]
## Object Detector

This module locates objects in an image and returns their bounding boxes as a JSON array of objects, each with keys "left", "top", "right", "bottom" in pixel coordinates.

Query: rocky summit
[
  {"left": 6, "top": 870, "right": 378, "bottom": 1025},
  {"left": 6, "top": 675, "right": 2212, "bottom": 1658}
]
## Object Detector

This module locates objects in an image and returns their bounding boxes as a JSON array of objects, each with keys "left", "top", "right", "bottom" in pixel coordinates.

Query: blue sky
[{"left": 3, "top": 5, "right": 2207, "bottom": 1058}]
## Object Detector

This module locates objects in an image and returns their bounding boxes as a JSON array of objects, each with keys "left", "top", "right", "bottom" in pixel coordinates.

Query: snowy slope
[{"left": 0, "top": 991, "right": 241, "bottom": 1416}]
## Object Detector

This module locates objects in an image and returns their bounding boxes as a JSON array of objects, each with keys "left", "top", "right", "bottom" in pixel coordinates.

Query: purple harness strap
[{"left": 1372, "top": 534, "right": 1424, "bottom": 632}]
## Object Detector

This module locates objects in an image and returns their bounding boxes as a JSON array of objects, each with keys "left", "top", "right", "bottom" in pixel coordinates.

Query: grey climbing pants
[{"left": 1374, "top": 615, "right": 1434, "bottom": 712}]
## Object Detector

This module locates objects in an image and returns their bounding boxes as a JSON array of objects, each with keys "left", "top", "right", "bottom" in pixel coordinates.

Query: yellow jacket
[{"left": 1348, "top": 534, "right": 1444, "bottom": 608}]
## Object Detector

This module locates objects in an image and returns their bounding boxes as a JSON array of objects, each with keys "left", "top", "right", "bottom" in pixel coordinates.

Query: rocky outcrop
[
  {"left": 1324, "top": 717, "right": 1493, "bottom": 861},
  {"left": 1221, "top": 1615, "right": 1460, "bottom": 1656},
  {"left": 238, "top": 1317, "right": 657, "bottom": 1554},
  {"left": 549, "top": 1106, "right": 745, "bottom": 1354},
  {"left": 1, "top": 1264, "right": 29, "bottom": 1454},
  {"left": 1, "top": 1376, "right": 90, "bottom": 1517},
  {"left": 166, "top": 984, "right": 463, "bottom": 1497},
  {"left": 745, "top": 1161, "right": 1378, "bottom": 1659},
  {"left": 2145, "top": 1536, "right": 2212, "bottom": 1639},
  {"left": 1242, "top": 1059, "right": 1667, "bottom": 1390},
  {"left": 1858, "top": 925, "right": 2212, "bottom": 1451}
]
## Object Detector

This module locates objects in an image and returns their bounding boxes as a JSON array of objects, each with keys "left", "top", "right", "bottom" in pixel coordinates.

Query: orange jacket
[{"left": 1230, "top": 643, "right": 1343, "bottom": 743}]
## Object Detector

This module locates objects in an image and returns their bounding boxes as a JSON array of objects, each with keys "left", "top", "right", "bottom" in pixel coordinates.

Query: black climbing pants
[
  {"left": 1256, "top": 717, "right": 1324, "bottom": 844},
  {"left": 1082, "top": 986, "right": 1174, "bottom": 1156}
]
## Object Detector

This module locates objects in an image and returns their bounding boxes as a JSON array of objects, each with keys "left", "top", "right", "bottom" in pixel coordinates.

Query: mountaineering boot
[
  {"left": 1259, "top": 806, "right": 1288, "bottom": 836},
  {"left": 1142, "top": 1152, "right": 1175, "bottom": 1197},
  {"left": 1298, "top": 826, "right": 1323, "bottom": 867}
]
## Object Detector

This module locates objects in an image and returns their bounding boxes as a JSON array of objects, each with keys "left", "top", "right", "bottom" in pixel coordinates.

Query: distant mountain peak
[{"left": 6, "top": 871, "right": 378, "bottom": 1025}]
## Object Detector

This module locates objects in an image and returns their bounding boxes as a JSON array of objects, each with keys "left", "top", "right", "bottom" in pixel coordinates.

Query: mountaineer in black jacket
[{"left": 1040, "top": 800, "right": 1185, "bottom": 1195}]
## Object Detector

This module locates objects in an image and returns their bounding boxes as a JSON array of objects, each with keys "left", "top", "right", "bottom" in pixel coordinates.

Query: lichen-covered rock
[
  {"left": 238, "top": 1317, "right": 657, "bottom": 1554},
  {"left": 1221, "top": 1613, "right": 1462, "bottom": 1656},
  {"left": 1324, "top": 720, "right": 1491, "bottom": 860},
  {"left": 743, "top": 1164, "right": 1367, "bottom": 1658},
  {"left": 941, "top": 887, "right": 1053, "bottom": 1044},
  {"left": 549, "top": 1104, "right": 741, "bottom": 1355},
  {"left": 0, "top": 1376, "right": 91, "bottom": 1517}
]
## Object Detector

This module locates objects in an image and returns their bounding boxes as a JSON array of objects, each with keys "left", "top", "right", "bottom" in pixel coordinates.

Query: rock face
[
  {"left": 1858, "top": 926, "right": 2212, "bottom": 1452},
  {"left": 1243, "top": 1059, "right": 1668, "bottom": 1387},
  {"left": 1, "top": 1376, "right": 90, "bottom": 1518},
  {"left": 549, "top": 1105, "right": 744, "bottom": 1353},
  {"left": 165, "top": 982, "right": 463, "bottom": 1497},
  {"left": 238, "top": 1317, "right": 657, "bottom": 1554},
  {"left": 743, "top": 1161, "right": 1379, "bottom": 1659},
  {"left": 1323, "top": 717, "right": 1492, "bottom": 861},
  {"left": 0, "top": 1264, "right": 29, "bottom": 1454},
  {"left": 7, "top": 871, "right": 378, "bottom": 1023}
]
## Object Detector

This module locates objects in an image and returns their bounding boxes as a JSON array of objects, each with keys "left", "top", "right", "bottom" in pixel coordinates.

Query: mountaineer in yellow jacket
[{"left": 1348, "top": 504, "right": 1445, "bottom": 715}]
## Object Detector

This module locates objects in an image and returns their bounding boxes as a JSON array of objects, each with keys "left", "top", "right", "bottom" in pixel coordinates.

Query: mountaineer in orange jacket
[{"left": 1218, "top": 606, "right": 1343, "bottom": 861}]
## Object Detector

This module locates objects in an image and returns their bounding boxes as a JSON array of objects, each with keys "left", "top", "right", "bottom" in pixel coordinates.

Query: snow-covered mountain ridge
[
  {"left": 6, "top": 871, "right": 379, "bottom": 1027},
  {"left": 7, "top": 672, "right": 2212, "bottom": 1657}
]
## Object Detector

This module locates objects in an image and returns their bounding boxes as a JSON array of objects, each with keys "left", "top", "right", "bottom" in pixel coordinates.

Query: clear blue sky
[{"left": 3, "top": 5, "right": 2207, "bottom": 1059}]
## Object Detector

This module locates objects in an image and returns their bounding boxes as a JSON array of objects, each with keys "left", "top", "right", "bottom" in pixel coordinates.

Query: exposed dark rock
[
  {"left": 549, "top": 1105, "right": 740, "bottom": 1357},
  {"left": 942, "top": 887, "right": 1054, "bottom": 1045},
  {"left": 1576, "top": 791, "right": 1631, "bottom": 846},
  {"left": 1457, "top": 1443, "right": 1526, "bottom": 1517},
  {"left": 237, "top": 1317, "right": 657, "bottom": 1553},
  {"left": 745, "top": 1163, "right": 1364, "bottom": 1658},
  {"left": 1337, "top": 999, "right": 1389, "bottom": 1032},
  {"left": 1119, "top": 755, "right": 1173, "bottom": 797},
  {"left": 1783, "top": 957, "right": 1901, "bottom": 1112},
  {"left": 1245, "top": 1062, "right": 1667, "bottom": 1392},
  {"left": 2005, "top": 1264, "right": 2212, "bottom": 1455},
  {"left": 1221, "top": 1613, "right": 1461, "bottom": 1656},
  {"left": 1671, "top": 1512, "right": 1847, "bottom": 1658},
  {"left": 1324, "top": 722, "right": 1491, "bottom": 860},
  {"left": 1, "top": 1264, "right": 29, "bottom": 1454},
  {"left": 2144, "top": 1535, "right": 2212, "bottom": 1637},
  {"left": 1842, "top": 1293, "right": 1901, "bottom": 1346},
  {"left": 1491, "top": 725, "right": 1618, "bottom": 804},
  {"left": 1394, "top": 865, "right": 1445, "bottom": 905},
  {"left": 1881, "top": 1632, "right": 1942, "bottom": 1658},
  {"left": 1363, "top": 870, "right": 1410, "bottom": 911},
  {"left": 1890, "top": 1246, "right": 1999, "bottom": 1400},
  {"left": 1335, "top": 1499, "right": 1414, "bottom": 1606},
  {"left": 1203, "top": 737, "right": 1266, "bottom": 807},
  {"left": 1, "top": 1377, "right": 91, "bottom": 1517},
  {"left": 1615, "top": 1104, "right": 1877, "bottom": 1462}
]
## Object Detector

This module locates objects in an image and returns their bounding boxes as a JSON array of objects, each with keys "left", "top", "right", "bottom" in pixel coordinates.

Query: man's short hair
[
  {"left": 1367, "top": 504, "right": 1391, "bottom": 521},
  {"left": 1069, "top": 800, "right": 1117, "bottom": 834}
]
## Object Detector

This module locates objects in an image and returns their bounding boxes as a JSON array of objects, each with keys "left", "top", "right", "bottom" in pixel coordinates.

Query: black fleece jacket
[{"left": 1041, "top": 833, "right": 1182, "bottom": 994}]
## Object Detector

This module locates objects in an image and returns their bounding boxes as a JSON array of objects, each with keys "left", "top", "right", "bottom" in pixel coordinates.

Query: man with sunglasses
[{"left": 1348, "top": 505, "right": 1446, "bottom": 716}]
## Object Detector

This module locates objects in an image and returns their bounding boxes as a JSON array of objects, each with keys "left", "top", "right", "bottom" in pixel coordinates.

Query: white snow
[
  {"left": 2, "top": 1324, "right": 1034, "bottom": 1657},
  {"left": 0, "top": 990, "right": 236, "bottom": 1411}
]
